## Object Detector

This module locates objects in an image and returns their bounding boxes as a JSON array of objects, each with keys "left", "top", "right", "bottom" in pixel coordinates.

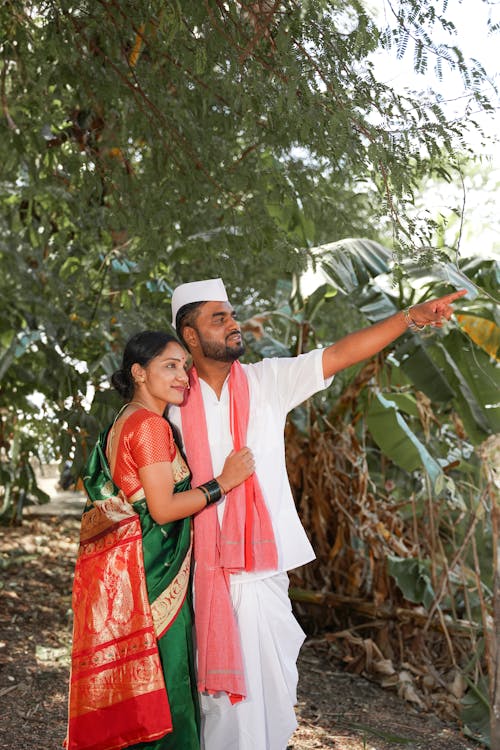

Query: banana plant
[
  {"left": 243, "top": 238, "right": 499, "bottom": 747},
  {"left": 246, "top": 238, "right": 498, "bottom": 448}
]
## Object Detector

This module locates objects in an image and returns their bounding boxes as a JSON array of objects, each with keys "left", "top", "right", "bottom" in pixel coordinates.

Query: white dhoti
[
  {"left": 199, "top": 571, "right": 305, "bottom": 750},
  {"left": 169, "top": 355, "right": 330, "bottom": 748}
]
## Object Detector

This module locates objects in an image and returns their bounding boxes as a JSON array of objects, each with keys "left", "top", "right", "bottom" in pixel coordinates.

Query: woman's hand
[
  {"left": 217, "top": 448, "right": 255, "bottom": 494},
  {"left": 406, "top": 289, "right": 468, "bottom": 328}
]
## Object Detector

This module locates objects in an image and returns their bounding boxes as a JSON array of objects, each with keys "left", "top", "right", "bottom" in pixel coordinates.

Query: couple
[{"left": 66, "top": 278, "right": 465, "bottom": 750}]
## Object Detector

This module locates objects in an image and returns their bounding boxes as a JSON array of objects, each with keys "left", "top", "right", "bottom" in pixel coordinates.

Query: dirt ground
[{"left": 0, "top": 510, "right": 482, "bottom": 750}]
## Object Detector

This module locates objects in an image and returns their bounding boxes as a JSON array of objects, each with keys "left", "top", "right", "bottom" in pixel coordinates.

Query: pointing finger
[{"left": 438, "top": 289, "right": 468, "bottom": 303}]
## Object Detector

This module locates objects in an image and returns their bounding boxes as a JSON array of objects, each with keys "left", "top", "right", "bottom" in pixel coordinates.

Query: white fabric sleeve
[{"left": 247, "top": 348, "right": 333, "bottom": 417}]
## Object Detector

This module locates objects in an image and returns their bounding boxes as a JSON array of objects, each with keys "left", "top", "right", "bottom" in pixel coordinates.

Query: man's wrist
[{"left": 403, "top": 307, "right": 426, "bottom": 331}]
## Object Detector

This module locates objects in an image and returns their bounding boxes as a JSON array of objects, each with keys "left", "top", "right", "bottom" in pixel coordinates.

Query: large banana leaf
[
  {"left": 455, "top": 314, "right": 500, "bottom": 360},
  {"left": 434, "top": 331, "right": 500, "bottom": 436},
  {"left": 366, "top": 392, "right": 443, "bottom": 486},
  {"left": 395, "top": 339, "right": 457, "bottom": 402},
  {"left": 395, "top": 328, "right": 497, "bottom": 445},
  {"left": 311, "top": 238, "right": 392, "bottom": 294},
  {"left": 306, "top": 239, "right": 498, "bottom": 445},
  {"left": 350, "top": 284, "right": 400, "bottom": 322},
  {"left": 402, "top": 261, "right": 479, "bottom": 300}
]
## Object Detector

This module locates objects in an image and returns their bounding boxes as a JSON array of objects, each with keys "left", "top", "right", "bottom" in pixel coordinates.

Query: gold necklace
[{"left": 127, "top": 400, "right": 152, "bottom": 411}]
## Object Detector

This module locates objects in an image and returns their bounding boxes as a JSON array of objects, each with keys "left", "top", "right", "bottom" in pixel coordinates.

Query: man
[{"left": 168, "top": 278, "right": 466, "bottom": 750}]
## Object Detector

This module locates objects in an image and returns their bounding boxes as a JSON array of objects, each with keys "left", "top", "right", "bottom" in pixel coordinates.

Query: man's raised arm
[{"left": 322, "top": 290, "right": 467, "bottom": 379}]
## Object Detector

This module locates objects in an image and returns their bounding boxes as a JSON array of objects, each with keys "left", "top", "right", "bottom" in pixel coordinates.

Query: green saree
[{"left": 66, "top": 429, "right": 200, "bottom": 750}]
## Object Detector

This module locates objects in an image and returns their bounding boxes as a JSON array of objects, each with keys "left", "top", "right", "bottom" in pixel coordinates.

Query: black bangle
[
  {"left": 198, "top": 479, "right": 223, "bottom": 506},
  {"left": 198, "top": 485, "right": 211, "bottom": 504}
]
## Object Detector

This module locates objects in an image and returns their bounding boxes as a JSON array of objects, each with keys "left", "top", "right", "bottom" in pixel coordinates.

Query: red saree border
[
  {"left": 66, "top": 690, "right": 172, "bottom": 750},
  {"left": 66, "top": 496, "right": 173, "bottom": 750}
]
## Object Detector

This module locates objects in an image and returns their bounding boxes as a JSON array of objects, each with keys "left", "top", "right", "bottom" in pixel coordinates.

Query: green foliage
[
  {"left": 0, "top": 3, "right": 498, "bottom": 521},
  {"left": 387, "top": 556, "right": 435, "bottom": 609},
  {"left": 0, "top": 415, "right": 51, "bottom": 524},
  {"left": 247, "top": 239, "right": 498, "bottom": 744},
  {"left": 0, "top": 4, "right": 497, "bottom": 733},
  {"left": 462, "top": 677, "right": 491, "bottom": 747},
  {"left": 366, "top": 391, "right": 442, "bottom": 483}
]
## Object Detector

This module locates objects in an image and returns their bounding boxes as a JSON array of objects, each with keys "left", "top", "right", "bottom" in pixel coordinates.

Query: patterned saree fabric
[{"left": 66, "top": 415, "right": 198, "bottom": 750}]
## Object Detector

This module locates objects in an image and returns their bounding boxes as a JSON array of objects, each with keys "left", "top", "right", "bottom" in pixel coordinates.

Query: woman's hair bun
[{"left": 111, "top": 368, "right": 133, "bottom": 399}]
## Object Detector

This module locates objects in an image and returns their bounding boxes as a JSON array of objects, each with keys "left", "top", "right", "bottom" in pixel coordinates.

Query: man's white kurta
[{"left": 169, "top": 348, "right": 332, "bottom": 749}]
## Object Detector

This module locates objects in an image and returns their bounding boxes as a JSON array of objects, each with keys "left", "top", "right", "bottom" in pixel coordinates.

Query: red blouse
[{"left": 111, "top": 409, "right": 176, "bottom": 498}]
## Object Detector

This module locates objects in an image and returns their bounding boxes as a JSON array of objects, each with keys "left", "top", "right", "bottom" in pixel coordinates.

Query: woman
[{"left": 66, "top": 331, "right": 254, "bottom": 750}]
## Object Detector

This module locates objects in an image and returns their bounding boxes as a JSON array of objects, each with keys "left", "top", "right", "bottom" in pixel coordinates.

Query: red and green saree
[{"left": 66, "top": 413, "right": 200, "bottom": 750}]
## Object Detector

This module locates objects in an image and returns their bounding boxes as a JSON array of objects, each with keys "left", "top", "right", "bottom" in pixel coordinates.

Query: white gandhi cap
[{"left": 171, "top": 278, "right": 228, "bottom": 328}]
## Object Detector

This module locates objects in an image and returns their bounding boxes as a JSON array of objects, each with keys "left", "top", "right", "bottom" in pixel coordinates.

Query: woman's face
[{"left": 136, "top": 341, "right": 189, "bottom": 407}]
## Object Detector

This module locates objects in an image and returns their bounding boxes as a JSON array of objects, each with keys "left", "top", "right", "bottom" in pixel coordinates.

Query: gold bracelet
[{"left": 403, "top": 307, "right": 426, "bottom": 331}]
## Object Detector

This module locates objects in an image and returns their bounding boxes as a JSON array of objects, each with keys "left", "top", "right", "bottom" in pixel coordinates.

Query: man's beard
[{"left": 198, "top": 332, "right": 245, "bottom": 362}]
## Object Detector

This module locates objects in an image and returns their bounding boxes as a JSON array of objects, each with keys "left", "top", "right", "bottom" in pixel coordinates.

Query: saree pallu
[{"left": 65, "top": 432, "right": 200, "bottom": 750}]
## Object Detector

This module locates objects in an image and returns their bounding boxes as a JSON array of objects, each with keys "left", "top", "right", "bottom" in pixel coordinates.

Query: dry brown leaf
[
  {"left": 372, "top": 658, "right": 396, "bottom": 677},
  {"left": 447, "top": 670, "right": 466, "bottom": 700},
  {"left": 397, "top": 670, "right": 426, "bottom": 708}
]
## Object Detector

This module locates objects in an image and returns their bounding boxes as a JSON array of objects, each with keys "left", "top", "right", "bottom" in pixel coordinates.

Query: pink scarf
[{"left": 181, "top": 361, "right": 278, "bottom": 703}]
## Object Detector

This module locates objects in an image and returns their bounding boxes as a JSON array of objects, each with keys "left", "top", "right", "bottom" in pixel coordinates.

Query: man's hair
[{"left": 175, "top": 301, "right": 205, "bottom": 348}]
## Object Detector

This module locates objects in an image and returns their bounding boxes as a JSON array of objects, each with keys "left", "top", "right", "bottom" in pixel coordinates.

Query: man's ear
[{"left": 182, "top": 326, "right": 198, "bottom": 349}]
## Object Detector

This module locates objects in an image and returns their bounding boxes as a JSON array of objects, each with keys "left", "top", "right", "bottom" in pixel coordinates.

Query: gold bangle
[{"left": 403, "top": 307, "right": 426, "bottom": 331}]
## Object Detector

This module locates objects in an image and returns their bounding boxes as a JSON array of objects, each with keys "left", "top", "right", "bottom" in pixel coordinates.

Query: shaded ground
[{"left": 0, "top": 492, "right": 482, "bottom": 750}]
